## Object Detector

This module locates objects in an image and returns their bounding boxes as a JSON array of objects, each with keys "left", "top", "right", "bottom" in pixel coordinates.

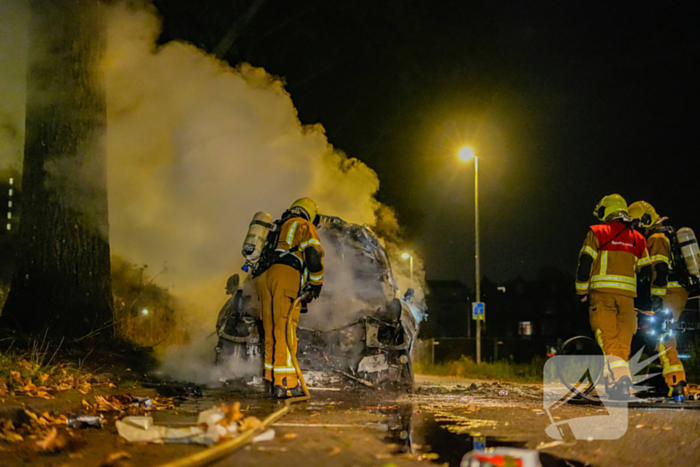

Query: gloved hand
[
  {"left": 303, "top": 284, "right": 322, "bottom": 302},
  {"left": 578, "top": 294, "right": 589, "bottom": 304},
  {"left": 651, "top": 295, "right": 664, "bottom": 313}
]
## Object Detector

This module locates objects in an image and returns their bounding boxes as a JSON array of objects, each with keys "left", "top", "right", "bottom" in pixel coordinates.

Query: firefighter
[
  {"left": 257, "top": 198, "right": 324, "bottom": 399},
  {"left": 629, "top": 201, "right": 688, "bottom": 399},
  {"left": 575, "top": 194, "right": 651, "bottom": 400}
]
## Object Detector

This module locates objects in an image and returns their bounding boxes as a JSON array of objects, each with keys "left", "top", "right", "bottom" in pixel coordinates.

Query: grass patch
[
  {"left": 415, "top": 355, "right": 546, "bottom": 384},
  {"left": 0, "top": 339, "right": 93, "bottom": 397}
]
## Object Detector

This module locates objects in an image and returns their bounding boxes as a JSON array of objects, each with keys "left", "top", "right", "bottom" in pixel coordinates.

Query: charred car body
[{"left": 215, "top": 215, "right": 418, "bottom": 389}]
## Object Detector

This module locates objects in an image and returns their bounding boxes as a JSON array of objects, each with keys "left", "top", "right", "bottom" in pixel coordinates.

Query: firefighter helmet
[
  {"left": 629, "top": 201, "right": 661, "bottom": 227},
  {"left": 290, "top": 197, "right": 319, "bottom": 223},
  {"left": 593, "top": 194, "right": 628, "bottom": 222}
]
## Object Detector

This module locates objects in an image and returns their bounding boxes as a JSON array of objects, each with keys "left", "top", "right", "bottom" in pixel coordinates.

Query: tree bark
[{"left": 2, "top": 0, "right": 112, "bottom": 338}]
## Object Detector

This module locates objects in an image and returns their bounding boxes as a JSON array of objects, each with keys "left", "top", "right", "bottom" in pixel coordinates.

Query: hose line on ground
[{"left": 156, "top": 296, "right": 310, "bottom": 467}]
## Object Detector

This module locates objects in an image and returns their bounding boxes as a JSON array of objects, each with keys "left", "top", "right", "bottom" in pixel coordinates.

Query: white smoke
[{"left": 0, "top": 2, "right": 427, "bottom": 383}]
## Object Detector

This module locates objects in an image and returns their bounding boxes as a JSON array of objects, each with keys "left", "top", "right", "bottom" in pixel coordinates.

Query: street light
[
  {"left": 401, "top": 252, "right": 414, "bottom": 281},
  {"left": 459, "top": 146, "right": 482, "bottom": 364}
]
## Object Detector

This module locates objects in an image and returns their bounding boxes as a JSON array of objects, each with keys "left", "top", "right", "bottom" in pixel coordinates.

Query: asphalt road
[{"left": 3, "top": 375, "right": 699, "bottom": 467}]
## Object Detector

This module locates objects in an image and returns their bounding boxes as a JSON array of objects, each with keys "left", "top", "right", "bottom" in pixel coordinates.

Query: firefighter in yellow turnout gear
[
  {"left": 629, "top": 201, "right": 688, "bottom": 399},
  {"left": 257, "top": 198, "right": 325, "bottom": 399},
  {"left": 576, "top": 194, "right": 651, "bottom": 400}
]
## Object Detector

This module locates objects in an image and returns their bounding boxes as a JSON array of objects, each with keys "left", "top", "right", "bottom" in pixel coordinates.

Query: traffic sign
[{"left": 472, "top": 302, "right": 485, "bottom": 321}]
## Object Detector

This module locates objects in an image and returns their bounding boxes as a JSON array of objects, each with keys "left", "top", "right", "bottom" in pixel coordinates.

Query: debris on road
[
  {"left": 337, "top": 370, "right": 375, "bottom": 388},
  {"left": 67, "top": 414, "right": 104, "bottom": 429},
  {"left": 462, "top": 447, "right": 542, "bottom": 467},
  {"left": 100, "top": 451, "right": 134, "bottom": 467},
  {"left": 252, "top": 429, "right": 275, "bottom": 443},
  {"left": 115, "top": 402, "right": 264, "bottom": 446},
  {"left": 498, "top": 390, "right": 508, "bottom": 396},
  {"left": 536, "top": 440, "right": 566, "bottom": 450}
]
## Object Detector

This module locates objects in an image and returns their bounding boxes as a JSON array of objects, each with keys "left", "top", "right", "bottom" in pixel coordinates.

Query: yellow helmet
[
  {"left": 629, "top": 201, "right": 660, "bottom": 227},
  {"left": 290, "top": 197, "right": 319, "bottom": 223},
  {"left": 593, "top": 194, "right": 628, "bottom": 221}
]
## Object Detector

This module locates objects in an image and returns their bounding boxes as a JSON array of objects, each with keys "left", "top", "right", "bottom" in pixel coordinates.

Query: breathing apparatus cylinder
[
  {"left": 677, "top": 227, "right": 700, "bottom": 278},
  {"left": 241, "top": 212, "right": 275, "bottom": 267}
]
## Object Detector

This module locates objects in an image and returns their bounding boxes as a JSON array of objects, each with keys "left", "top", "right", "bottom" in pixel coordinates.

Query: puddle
[{"left": 380, "top": 403, "right": 589, "bottom": 467}]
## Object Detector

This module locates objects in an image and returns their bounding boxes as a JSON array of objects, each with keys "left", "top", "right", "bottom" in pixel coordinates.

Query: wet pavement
[{"left": 4, "top": 375, "right": 700, "bottom": 466}]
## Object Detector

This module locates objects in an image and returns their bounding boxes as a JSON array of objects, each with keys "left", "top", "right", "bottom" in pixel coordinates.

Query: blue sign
[{"left": 472, "top": 302, "right": 485, "bottom": 321}]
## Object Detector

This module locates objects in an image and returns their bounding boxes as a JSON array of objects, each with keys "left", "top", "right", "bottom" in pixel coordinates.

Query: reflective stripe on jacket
[
  {"left": 576, "top": 221, "right": 649, "bottom": 297},
  {"left": 275, "top": 217, "right": 325, "bottom": 287},
  {"left": 646, "top": 230, "right": 684, "bottom": 295}
]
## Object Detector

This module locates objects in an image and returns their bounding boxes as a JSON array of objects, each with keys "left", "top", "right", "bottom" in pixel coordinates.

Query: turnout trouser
[
  {"left": 257, "top": 264, "right": 302, "bottom": 389},
  {"left": 589, "top": 291, "right": 637, "bottom": 383},
  {"left": 658, "top": 288, "right": 688, "bottom": 387}
]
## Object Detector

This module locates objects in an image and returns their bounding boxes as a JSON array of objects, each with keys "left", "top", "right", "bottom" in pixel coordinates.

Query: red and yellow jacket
[
  {"left": 275, "top": 216, "right": 325, "bottom": 287},
  {"left": 576, "top": 220, "right": 650, "bottom": 297}
]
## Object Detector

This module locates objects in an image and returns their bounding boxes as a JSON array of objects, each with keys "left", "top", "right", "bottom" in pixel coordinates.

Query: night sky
[{"left": 154, "top": 0, "right": 700, "bottom": 286}]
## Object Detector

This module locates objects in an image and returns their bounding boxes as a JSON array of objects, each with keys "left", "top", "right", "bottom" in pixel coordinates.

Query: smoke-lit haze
[
  {"left": 1, "top": 1, "right": 425, "bottom": 382},
  {"left": 0, "top": 0, "right": 28, "bottom": 172}
]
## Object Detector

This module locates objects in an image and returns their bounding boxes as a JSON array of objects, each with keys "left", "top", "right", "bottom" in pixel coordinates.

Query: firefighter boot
[
  {"left": 608, "top": 376, "right": 632, "bottom": 401},
  {"left": 670, "top": 380, "right": 687, "bottom": 402},
  {"left": 273, "top": 385, "right": 304, "bottom": 400}
]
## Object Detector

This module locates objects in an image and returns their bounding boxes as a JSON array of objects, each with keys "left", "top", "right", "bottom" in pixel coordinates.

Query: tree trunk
[{"left": 2, "top": 0, "right": 112, "bottom": 338}]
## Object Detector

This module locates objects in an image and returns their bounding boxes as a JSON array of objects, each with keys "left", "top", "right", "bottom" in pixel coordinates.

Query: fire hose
[{"left": 157, "top": 295, "right": 310, "bottom": 467}]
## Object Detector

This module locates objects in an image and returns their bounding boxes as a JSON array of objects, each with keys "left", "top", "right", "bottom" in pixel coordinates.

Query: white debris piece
[
  {"left": 116, "top": 408, "right": 241, "bottom": 445},
  {"left": 357, "top": 353, "right": 389, "bottom": 373}
]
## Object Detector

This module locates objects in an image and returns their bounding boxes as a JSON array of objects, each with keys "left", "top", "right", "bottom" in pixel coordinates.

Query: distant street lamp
[
  {"left": 401, "top": 252, "right": 414, "bottom": 281},
  {"left": 458, "top": 147, "right": 482, "bottom": 364}
]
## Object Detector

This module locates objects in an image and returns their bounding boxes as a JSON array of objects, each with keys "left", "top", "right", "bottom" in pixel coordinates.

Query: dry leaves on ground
[
  {"left": 2, "top": 360, "right": 96, "bottom": 399},
  {"left": 101, "top": 451, "right": 135, "bottom": 467}
]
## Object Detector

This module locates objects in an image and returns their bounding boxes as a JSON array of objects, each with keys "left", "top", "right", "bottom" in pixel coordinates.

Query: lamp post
[
  {"left": 459, "top": 147, "right": 481, "bottom": 364},
  {"left": 401, "top": 252, "right": 414, "bottom": 281}
]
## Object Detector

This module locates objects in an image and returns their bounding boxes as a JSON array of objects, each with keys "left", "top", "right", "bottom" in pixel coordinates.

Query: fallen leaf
[
  {"left": 218, "top": 402, "right": 244, "bottom": 425},
  {"left": 36, "top": 427, "right": 69, "bottom": 452},
  {"left": 329, "top": 447, "right": 341, "bottom": 456},
  {"left": 310, "top": 412, "right": 320, "bottom": 418},
  {"left": 240, "top": 416, "right": 262, "bottom": 431},
  {"left": 283, "top": 433, "right": 297, "bottom": 439},
  {"left": 101, "top": 451, "right": 134, "bottom": 467},
  {"left": 40, "top": 374, "right": 49, "bottom": 385}
]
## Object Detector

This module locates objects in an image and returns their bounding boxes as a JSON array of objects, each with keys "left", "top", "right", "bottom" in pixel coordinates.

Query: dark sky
[{"left": 154, "top": 0, "right": 700, "bottom": 286}]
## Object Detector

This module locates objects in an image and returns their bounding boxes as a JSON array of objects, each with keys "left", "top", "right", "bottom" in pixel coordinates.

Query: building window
[
  {"left": 518, "top": 321, "right": 532, "bottom": 336},
  {"left": 6, "top": 224, "right": 11, "bottom": 231}
]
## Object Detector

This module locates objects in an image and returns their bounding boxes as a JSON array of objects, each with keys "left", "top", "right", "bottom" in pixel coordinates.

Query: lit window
[
  {"left": 8, "top": 189, "right": 12, "bottom": 196},
  {"left": 6, "top": 224, "right": 10, "bottom": 230},
  {"left": 7, "top": 212, "right": 11, "bottom": 219},
  {"left": 518, "top": 321, "right": 532, "bottom": 336},
  {"left": 8, "top": 201, "right": 12, "bottom": 207}
]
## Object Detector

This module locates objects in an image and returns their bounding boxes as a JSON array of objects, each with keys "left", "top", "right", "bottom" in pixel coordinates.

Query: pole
[
  {"left": 409, "top": 255, "right": 414, "bottom": 282},
  {"left": 474, "top": 156, "right": 481, "bottom": 364}
]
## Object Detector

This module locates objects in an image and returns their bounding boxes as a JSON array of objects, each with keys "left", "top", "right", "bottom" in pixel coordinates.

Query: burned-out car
[{"left": 215, "top": 215, "right": 418, "bottom": 389}]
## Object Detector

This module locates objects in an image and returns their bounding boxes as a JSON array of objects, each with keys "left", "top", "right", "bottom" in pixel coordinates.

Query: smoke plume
[{"left": 1, "top": 1, "right": 426, "bottom": 382}]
